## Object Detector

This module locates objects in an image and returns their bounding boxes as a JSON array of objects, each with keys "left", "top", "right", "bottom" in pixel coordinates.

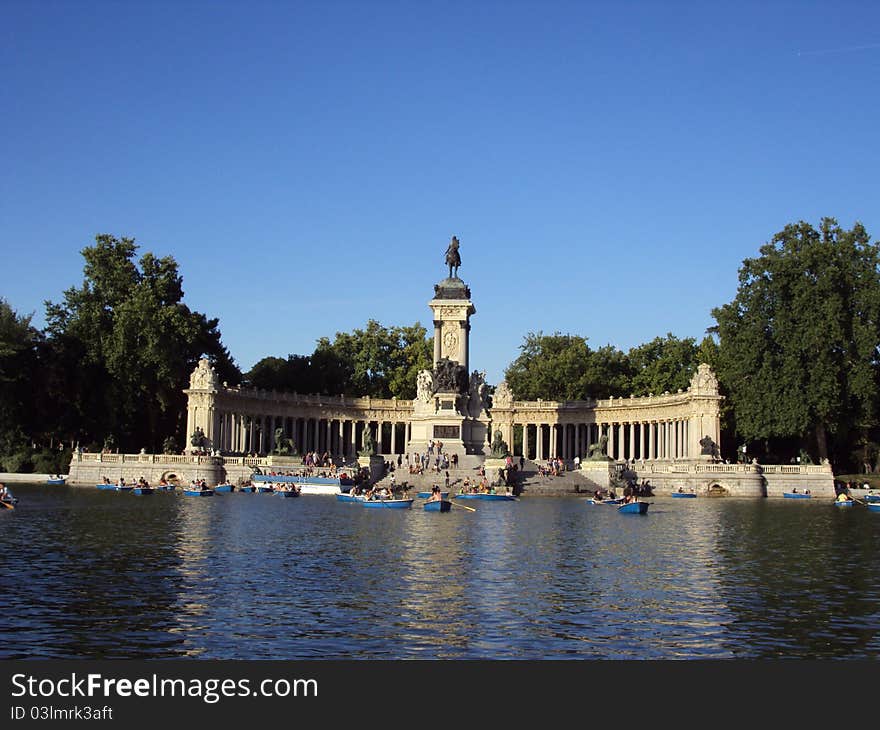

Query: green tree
[
  {"left": 711, "top": 218, "right": 880, "bottom": 467},
  {"left": 0, "top": 298, "right": 41, "bottom": 469},
  {"left": 44, "top": 234, "right": 240, "bottom": 452},
  {"left": 504, "top": 332, "right": 631, "bottom": 401},
  {"left": 627, "top": 334, "right": 700, "bottom": 396},
  {"left": 249, "top": 321, "right": 432, "bottom": 399}
]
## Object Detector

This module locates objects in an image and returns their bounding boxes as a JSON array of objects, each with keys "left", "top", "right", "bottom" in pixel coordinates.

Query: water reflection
[{"left": 2, "top": 485, "right": 879, "bottom": 659}]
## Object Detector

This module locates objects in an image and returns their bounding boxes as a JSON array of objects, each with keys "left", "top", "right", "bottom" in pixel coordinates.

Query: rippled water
[{"left": 1, "top": 484, "right": 879, "bottom": 659}]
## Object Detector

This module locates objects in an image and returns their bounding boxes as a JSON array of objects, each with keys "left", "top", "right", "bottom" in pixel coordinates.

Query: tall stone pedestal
[
  {"left": 580, "top": 461, "right": 613, "bottom": 490},
  {"left": 358, "top": 454, "right": 386, "bottom": 484}
]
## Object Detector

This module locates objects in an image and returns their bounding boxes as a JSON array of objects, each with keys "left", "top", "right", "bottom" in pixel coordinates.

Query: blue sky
[{"left": 2, "top": 1, "right": 878, "bottom": 386}]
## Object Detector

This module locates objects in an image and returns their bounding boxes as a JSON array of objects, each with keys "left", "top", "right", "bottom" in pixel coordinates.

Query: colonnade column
[{"left": 433, "top": 320, "right": 442, "bottom": 366}]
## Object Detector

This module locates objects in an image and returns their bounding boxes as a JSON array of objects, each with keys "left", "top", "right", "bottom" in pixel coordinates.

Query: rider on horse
[{"left": 445, "top": 235, "right": 461, "bottom": 278}]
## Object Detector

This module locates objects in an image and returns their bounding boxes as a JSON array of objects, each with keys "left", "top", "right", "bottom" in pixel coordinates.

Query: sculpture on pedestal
[
  {"left": 489, "top": 429, "right": 510, "bottom": 458},
  {"left": 416, "top": 369, "right": 435, "bottom": 402},
  {"left": 359, "top": 428, "right": 377, "bottom": 456},
  {"left": 445, "top": 235, "right": 461, "bottom": 279},
  {"left": 588, "top": 435, "right": 610, "bottom": 460},
  {"left": 434, "top": 357, "right": 468, "bottom": 394}
]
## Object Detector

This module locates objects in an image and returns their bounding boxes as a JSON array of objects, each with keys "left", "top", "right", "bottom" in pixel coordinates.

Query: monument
[{"left": 407, "top": 236, "right": 491, "bottom": 457}]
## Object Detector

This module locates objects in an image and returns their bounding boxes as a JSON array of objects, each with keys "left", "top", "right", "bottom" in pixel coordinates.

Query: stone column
[
  {"left": 433, "top": 320, "right": 442, "bottom": 366},
  {"left": 608, "top": 423, "right": 615, "bottom": 461},
  {"left": 391, "top": 421, "right": 397, "bottom": 455},
  {"left": 460, "top": 321, "right": 469, "bottom": 373},
  {"left": 536, "top": 424, "right": 543, "bottom": 461}
]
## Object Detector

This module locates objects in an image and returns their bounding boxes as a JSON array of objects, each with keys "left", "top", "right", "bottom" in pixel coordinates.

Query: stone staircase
[{"left": 363, "top": 458, "right": 607, "bottom": 498}]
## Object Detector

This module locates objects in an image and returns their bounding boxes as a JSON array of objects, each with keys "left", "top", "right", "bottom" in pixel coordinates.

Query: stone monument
[{"left": 407, "top": 236, "right": 491, "bottom": 457}]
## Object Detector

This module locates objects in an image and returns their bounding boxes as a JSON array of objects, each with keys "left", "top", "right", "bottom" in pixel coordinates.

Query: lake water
[{"left": 1, "top": 484, "right": 879, "bottom": 659}]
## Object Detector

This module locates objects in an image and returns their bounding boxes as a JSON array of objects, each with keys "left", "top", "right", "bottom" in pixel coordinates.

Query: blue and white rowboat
[
  {"left": 454, "top": 493, "right": 517, "bottom": 501},
  {"left": 423, "top": 500, "right": 452, "bottom": 512},
  {"left": 618, "top": 501, "right": 650, "bottom": 514},
  {"left": 184, "top": 489, "right": 214, "bottom": 497},
  {"left": 361, "top": 499, "right": 413, "bottom": 509}
]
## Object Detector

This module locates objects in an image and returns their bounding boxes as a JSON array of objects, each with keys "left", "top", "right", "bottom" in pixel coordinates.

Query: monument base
[{"left": 357, "top": 454, "right": 386, "bottom": 484}]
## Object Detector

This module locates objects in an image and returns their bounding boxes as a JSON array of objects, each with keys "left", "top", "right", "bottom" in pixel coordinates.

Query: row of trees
[
  {"left": 503, "top": 332, "right": 718, "bottom": 402},
  {"left": 2, "top": 218, "right": 878, "bottom": 472},
  {"left": 246, "top": 320, "right": 432, "bottom": 400}
]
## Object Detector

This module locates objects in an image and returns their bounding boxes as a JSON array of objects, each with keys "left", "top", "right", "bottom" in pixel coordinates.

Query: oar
[
  {"left": 1, "top": 500, "right": 15, "bottom": 511},
  {"left": 449, "top": 500, "right": 476, "bottom": 512}
]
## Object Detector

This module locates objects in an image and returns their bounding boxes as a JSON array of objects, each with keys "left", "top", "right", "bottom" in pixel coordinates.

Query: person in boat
[
  {"left": 102, "top": 476, "right": 111, "bottom": 484},
  {"left": 678, "top": 487, "right": 684, "bottom": 493},
  {"left": 836, "top": 491, "right": 852, "bottom": 502},
  {"left": 427, "top": 485, "right": 443, "bottom": 503},
  {"left": 0, "top": 483, "right": 9, "bottom": 502}
]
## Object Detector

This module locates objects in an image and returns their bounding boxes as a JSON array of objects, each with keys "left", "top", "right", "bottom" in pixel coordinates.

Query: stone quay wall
[
  {"left": 632, "top": 461, "right": 835, "bottom": 497},
  {"left": 67, "top": 452, "right": 836, "bottom": 497},
  {"left": 66, "top": 452, "right": 363, "bottom": 487}
]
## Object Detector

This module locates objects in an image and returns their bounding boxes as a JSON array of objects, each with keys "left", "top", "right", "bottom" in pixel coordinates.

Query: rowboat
[
  {"left": 618, "top": 501, "right": 650, "bottom": 514},
  {"left": 423, "top": 500, "right": 452, "bottom": 512},
  {"left": 154, "top": 484, "right": 176, "bottom": 491},
  {"left": 46, "top": 478, "right": 65, "bottom": 485},
  {"left": 361, "top": 499, "right": 414, "bottom": 509},
  {"left": 672, "top": 492, "right": 697, "bottom": 498},
  {"left": 336, "top": 493, "right": 365, "bottom": 503},
  {"left": 214, "top": 484, "right": 235, "bottom": 493},
  {"left": 864, "top": 494, "right": 880, "bottom": 503},
  {"left": 834, "top": 499, "right": 853, "bottom": 507},
  {"left": 418, "top": 491, "right": 450, "bottom": 499},
  {"left": 867, "top": 503, "right": 880, "bottom": 513},
  {"left": 95, "top": 484, "right": 116, "bottom": 490},
  {"left": 257, "top": 486, "right": 274, "bottom": 493},
  {"left": 454, "top": 493, "right": 517, "bottom": 501},
  {"left": 115, "top": 485, "right": 133, "bottom": 492},
  {"left": 783, "top": 492, "right": 811, "bottom": 499},
  {"left": 239, "top": 486, "right": 256, "bottom": 493},
  {"left": 276, "top": 490, "right": 300, "bottom": 498},
  {"left": 588, "top": 497, "right": 623, "bottom": 505},
  {"left": 251, "top": 473, "right": 353, "bottom": 495},
  {"left": 133, "top": 487, "right": 155, "bottom": 495},
  {"left": 184, "top": 489, "right": 214, "bottom": 497}
]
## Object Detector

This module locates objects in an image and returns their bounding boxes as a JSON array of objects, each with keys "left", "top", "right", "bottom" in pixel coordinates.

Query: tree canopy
[
  {"left": 711, "top": 218, "right": 880, "bottom": 466},
  {"left": 246, "top": 320, "right": 432, "bottom": 400},
  {"left": 43, "top": 234, "right": 240, "bottom": 453},
  {"left": 503, "top": 331, "right": 707, "bottom": 401}
]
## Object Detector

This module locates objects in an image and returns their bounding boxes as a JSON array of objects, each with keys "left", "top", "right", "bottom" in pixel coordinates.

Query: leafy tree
[
  {"left": 627, "top": 334, "right": 699, "bottom": 396},
  {"left": 44, "top": 234, "right": 240, "bottom": 452},
  {"left": 504, "top": 332, "right": 632, "bottom": 401},
  {"left": 711, "top": 218, "right": 880, "bottom": 467},
  {"left": 0, "top": 298, "right": 41, "bottom": 468},
  {"left": 247, "top": 321, "right": 432, "bottom": 399}
]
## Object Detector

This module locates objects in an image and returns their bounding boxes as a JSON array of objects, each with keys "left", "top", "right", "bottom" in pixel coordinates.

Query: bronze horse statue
[{"left": 445, "top": 235, "right": 461, "bottom": 278}]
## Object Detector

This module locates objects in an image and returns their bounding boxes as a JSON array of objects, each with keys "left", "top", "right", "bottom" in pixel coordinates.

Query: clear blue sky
[{"left": 2, "top": 1, "right": 878, "bottom": 386}]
